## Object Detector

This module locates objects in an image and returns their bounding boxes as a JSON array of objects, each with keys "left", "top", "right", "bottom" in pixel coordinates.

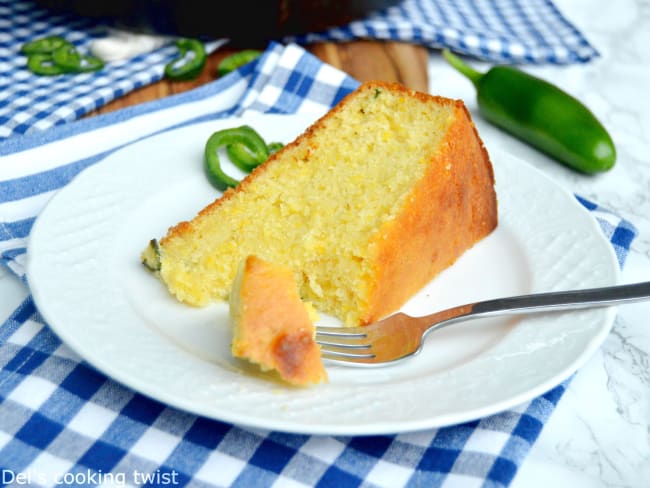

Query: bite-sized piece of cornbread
[
  {"left": 143, "top": 81, "right": 497, "bottom": 326},
  {"left": 229, "top": 255, "right": 327, "bottom": 386}
]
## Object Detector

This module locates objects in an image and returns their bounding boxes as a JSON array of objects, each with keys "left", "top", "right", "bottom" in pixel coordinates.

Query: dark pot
[{"left": 35, "top": 0, "right": 400, "bottom": 44}]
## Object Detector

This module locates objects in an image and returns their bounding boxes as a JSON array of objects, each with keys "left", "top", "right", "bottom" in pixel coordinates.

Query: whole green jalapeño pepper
[{"left": 443, "top": 49, "right": 616, "bottom": 174}]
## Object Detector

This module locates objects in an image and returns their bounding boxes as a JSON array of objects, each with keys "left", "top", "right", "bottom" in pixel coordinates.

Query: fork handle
[{"left": 425, "top": 281, "right": 650, "bottom": 331}]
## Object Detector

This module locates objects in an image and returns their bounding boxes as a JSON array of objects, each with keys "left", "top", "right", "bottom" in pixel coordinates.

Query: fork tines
[
  {"left": 314, "top": 326, "right": 367, "bottom": 337},
  {"left": 315, "top": 326, "right": 375, "bottom": 360}
]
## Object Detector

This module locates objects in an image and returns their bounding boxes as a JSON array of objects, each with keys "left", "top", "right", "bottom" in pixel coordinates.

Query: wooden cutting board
[
  {"left": 90, "top": 41, "right": 429, "bottom": 116},
  {"left": 309, "top": 41, "right": 428, "bottom": 91}
]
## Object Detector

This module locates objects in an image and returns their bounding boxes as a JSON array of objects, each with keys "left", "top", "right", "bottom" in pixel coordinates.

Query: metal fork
[{"left": 315, "top": 281, "right": 650, "bottom": 367}]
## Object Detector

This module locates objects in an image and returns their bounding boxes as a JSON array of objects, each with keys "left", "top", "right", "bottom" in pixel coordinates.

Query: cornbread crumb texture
[
  {"left": 229, "top": 255, "right": 327, "bottom": 386},
  {"left": 154, "top": 80, "right": 497, "bottom": 326}
]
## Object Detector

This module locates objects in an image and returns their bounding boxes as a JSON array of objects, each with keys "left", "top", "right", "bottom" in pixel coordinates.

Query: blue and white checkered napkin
[
  {"left": 0, "top": 43, "right": 636, "bottom": 488},
  {"left": 0, "top": 0, "right": 173, "bottom": 140},
  {"left": 0, "top": 0, "right": 597, "bottom": 141},
  {"left": 290, "top": 0, "right": 599, "bottom": 64}
]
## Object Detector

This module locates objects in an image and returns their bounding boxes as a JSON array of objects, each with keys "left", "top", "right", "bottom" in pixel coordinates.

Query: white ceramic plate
[{"left": 27, "top": 113, "right": 620, "bottom": 435}]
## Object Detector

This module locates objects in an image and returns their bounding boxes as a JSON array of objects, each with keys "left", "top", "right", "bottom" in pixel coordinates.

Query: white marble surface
[
  {"left": 426, "top": 0, "right": 649, "bottom": 486},
  {"left": 1, "top": 0, "right": 648, "bottom": 485}
]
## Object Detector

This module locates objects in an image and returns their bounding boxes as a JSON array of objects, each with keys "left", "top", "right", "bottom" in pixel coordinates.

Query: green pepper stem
[{"left": 442, "top": 49, "right": 484, "bottom": 88}]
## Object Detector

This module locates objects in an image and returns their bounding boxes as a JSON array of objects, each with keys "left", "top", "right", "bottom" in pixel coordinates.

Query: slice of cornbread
[
  {"left": 144, "top": 81, "right": 497, "bottom": 326},
  {"left": 230, "top": 255, "right": 327, "bottom": 386}
]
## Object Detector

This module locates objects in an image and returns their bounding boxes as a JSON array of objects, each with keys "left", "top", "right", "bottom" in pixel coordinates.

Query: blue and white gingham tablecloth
[
  {"left": 0, "top": 41, "right": 638, "bottom": 488},
  {"left": 0, "top": 0, "right": 598, "bottom": 140}
]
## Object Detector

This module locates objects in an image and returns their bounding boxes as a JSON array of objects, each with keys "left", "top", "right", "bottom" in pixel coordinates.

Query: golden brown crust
[
  {"left": 230, "top": 255, "right": 327, "bottom": 386},
  {"left": 271, "top": 330, "right": 323, "bottom": 383},
  {"left": 363, "top": 99, "right": 497, "bottom": 325}
]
